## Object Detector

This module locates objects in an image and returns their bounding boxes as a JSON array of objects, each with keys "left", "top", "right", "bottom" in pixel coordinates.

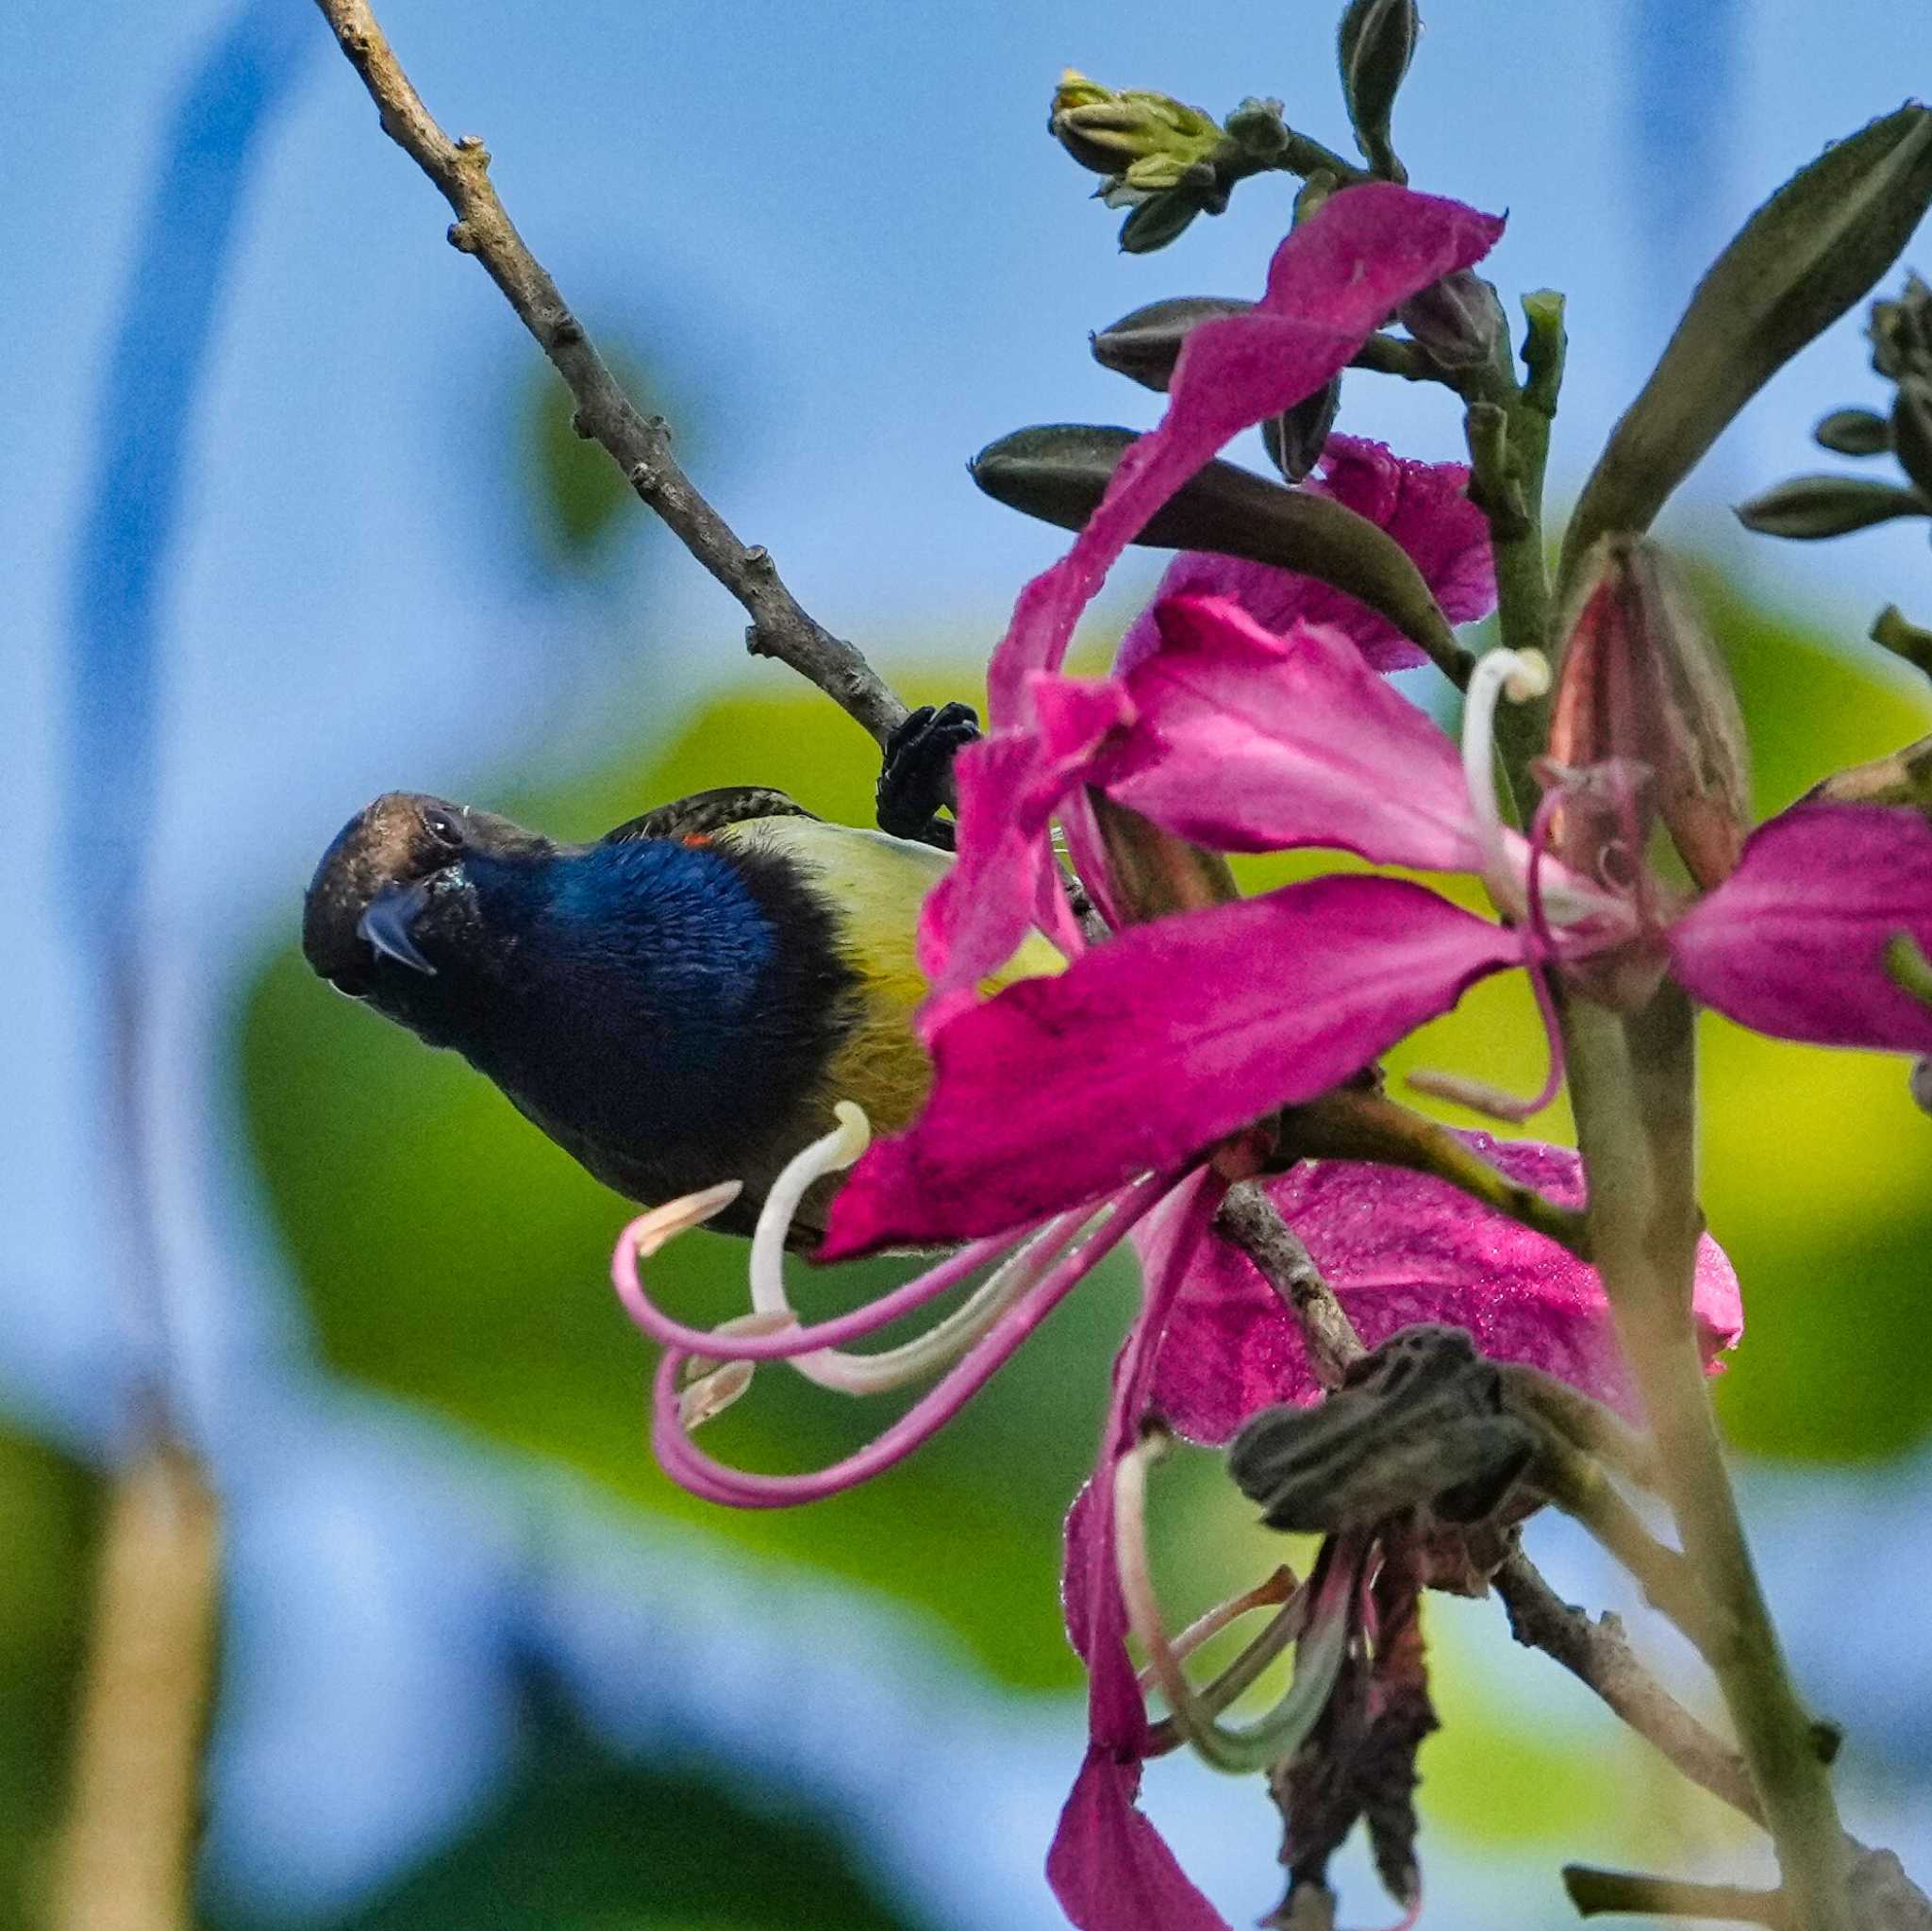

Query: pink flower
[{"left": 921, "top": 181, "right": 1505, "bottom": 1023}]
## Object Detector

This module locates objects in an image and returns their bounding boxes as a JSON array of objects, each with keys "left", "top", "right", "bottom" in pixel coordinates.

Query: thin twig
[
  {"left": 309, "top": 0, "right": 910, "bottom": 749},
  {"left": 1493, "top": 1550, "right": 1763, "bottom": 1824},
  {"left": 1216, "top": 1182, "right": 1364, "bottom": 1389}
]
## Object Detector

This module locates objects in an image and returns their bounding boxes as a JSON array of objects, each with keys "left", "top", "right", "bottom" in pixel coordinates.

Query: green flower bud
[
  {"left": 1871, "top": 272, "right": 1932, "bottom": 382},
  {"left": 1563, "top": 103, "right": 1932, "bottom": 581},
  {"left": 1734, "top": 474, "right": 1929, "bottom": 539},
  {"left": 1549, "top": 535, "right": 1751, "bottom": 891},
  {"left": 1117, "top": 190, "right": 1206, "bottom": 254},
  {"left": 1091, "top": 295, "right": 1253, "bottom": 391},
  {"left": 1338, "top": 0, "right": 1418, "bottom": 181},
  {"left": 1049, "top": 69, "right": 1222, "bottom": 178},
  {"left": 1813, "top": 407, "right": 1892, "bottom": 457}
]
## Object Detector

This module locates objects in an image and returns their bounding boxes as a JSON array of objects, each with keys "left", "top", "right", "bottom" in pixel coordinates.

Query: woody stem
[{"left": 1562, "top": 990, "right": 1851, "bottom": 1931}]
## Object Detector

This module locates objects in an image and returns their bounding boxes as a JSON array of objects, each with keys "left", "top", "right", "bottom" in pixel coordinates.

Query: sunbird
[{"left": 299, "top": 707, "right": 1008, "bottom": 1242}]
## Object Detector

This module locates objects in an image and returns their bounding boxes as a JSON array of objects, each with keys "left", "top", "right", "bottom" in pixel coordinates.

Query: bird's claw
[{"left": 876, "top": 701, "right": 981, "bottom": 848}]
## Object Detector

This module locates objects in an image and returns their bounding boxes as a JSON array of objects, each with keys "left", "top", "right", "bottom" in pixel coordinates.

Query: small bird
[{"left": 300, "top": 707, "right": 1014, "bottom": 1242}]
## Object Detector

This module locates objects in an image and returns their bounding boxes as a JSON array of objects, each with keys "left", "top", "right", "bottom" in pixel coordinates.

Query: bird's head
[{"left": 302, "top": 791, "right": 552, "bottom": 1034}]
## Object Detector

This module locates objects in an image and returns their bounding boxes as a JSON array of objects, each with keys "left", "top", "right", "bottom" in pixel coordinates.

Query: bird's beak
[{"left": 357, "top": 878, "right": 439, "bottom": 975}]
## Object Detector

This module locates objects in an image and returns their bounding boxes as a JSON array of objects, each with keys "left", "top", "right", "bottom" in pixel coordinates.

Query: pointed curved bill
[
  {"left": 1091, "top": 594, "right": 1487, "bottom": 872},
  {"left": 1143, "top": 1134, "right": 1744, "bottom": 1441},
  {"left": 1667, "top": 801, "right": 1932, "bottom": 1052},
  {"left": 824, "top": 876, "right": 1522, "bottom": 1257},
  {"left": 357, "top": 878, "right": 438, "bottom": 974},
  {"left": 986, "top": 184, "right": 1506, "bottom": 727},
  {"left": 1113, "top": 438, "right": 1496, "bottom": 677}
]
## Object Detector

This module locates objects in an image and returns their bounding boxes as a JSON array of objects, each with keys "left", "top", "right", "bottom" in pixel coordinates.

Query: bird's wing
[{"left": 600, "top": 786, "right": 818, "bottom": 845}]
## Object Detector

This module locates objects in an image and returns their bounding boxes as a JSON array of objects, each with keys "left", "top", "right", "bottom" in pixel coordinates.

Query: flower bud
[
  {"left": 1261, "top": 376, "right": 1341, "bottom": 482},
  {"left": 1548, "top": 536, "right": 1751, "bottom": 891},
  {"left": 1117, "top": 190, "right": 1208, "bottom": 254},
  {"left": 970, "top": 423, "right": 1463, "bottom": 666},
  {"left": 1048, "top": 70, "right": 1222, "bottom": 181},
  {"left": 1338, "top": 0, "right": 1418, "bottom": 180},
  {"left": 1813, "top": 406, "right": 1892, "bottom": 457},
  {"left": 1399, "top": 270, "right": 1507, "bottom": 370},
  {"left": 1870, "top": 271, "right": 1932, "bottom": 382},
  {"left": 1564, "top": 104, "right": 1932, "bottom": 575},
  {"left": 1734, "top": 474, "right": 1929, "bottom": 539},
  {"left": 1091, "top": 295, "right": 1253, "bottom": 391}
]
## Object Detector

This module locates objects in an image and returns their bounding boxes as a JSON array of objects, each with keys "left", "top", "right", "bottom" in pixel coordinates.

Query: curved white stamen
[
  {"left": 1461, "top": 646, "right": 1551, "bottom": 917},
  {"left": 747, "top": 1099, "right": 1091, "bottom": 1397},
  {"left": 749, "top": 1101, "right": 873, "bottom": 1318}
]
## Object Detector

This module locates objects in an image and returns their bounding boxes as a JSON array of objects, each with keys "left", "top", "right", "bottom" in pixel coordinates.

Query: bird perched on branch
[{"left": 300, "top": 706, "right": 1007, "bottom": 1241}]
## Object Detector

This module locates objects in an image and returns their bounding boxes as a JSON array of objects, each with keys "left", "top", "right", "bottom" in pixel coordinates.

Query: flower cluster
[{"left": 611, "top": 180, "right": 1932, "bottom": 1929}]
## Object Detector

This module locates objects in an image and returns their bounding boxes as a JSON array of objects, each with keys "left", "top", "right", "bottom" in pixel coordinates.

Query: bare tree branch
[
  {"left": 310, "top": 0, "right": 910, "bottom": 748},
  {"left": 1217, "top": 1181, "right": 1364, "bottom": 1390},
  {"left": 1493, "top": 1549, "right": 1763, "bottom": 1824}
]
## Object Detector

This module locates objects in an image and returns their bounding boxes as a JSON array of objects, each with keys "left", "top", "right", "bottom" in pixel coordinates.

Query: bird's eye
[{"left": 423, "top": 808, "right": 463, "bottom": 850}]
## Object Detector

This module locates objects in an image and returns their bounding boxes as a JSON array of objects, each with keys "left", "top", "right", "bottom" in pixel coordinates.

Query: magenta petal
[
  {"left": 1114, "top": 441, "right": 1494, "bottom": 678},
  {"left": 1094, "top": 595, "right": 1485, "bottom": 871},
  {"left": 1668, "top": 801, "right": 1932, "bottom": 1053},
  {"left": 1048, "top": 1751, "right": 1230, "bottom": 1931},
  {"left": 987, "top": 185, "right": 1505, "bottom": 726},
  {"left": 823, "top": 877, "right": 1520, "bottom": 1256},
  {"left": 915, "top": 678, "right": 1133, "bottom": 1016},
  {"left": 1051, "top": 1176, "right": 1228, "bottom": 1931},
  {"left": 1145, "top": 1135, "right": 1744, "bottom": 1440}
]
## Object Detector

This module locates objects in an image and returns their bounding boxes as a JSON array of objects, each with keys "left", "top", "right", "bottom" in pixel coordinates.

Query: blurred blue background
[{"left": 6, "top": 3, "right": 1932, "bottom": 1926}]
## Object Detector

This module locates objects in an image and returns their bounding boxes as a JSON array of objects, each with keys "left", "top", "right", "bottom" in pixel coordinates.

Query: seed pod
[
  {"left": 1338, "top": 0, "right": 1418, "bottom": 181},
  {"left": 1091, "top": 295, "right": 1254, "bottom": 391},
  {"left": 1549, "top": 535, "right": 1751, "bottom": 890},
  {"left": 969, "top": 423, "right": 1463, "bottom": 668},
  {"left": 1813, "top": 407, "right": 1892, "bottom": 457},
  {"left": 1564, "top": 103, "right": 1932, "bottom": 581},
  {"left": 1735, "top": 474, "right": 1930, "bottom": 539}
]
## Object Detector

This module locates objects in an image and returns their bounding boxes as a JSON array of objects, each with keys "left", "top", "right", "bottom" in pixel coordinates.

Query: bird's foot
[{"left": 875, "top": 702, "right": 980, "bottom": 849}]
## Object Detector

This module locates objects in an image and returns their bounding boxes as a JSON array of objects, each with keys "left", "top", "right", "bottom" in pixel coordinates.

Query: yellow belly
[{"left": 717, "top": 815, "right": 1065, "bottom": 1136}]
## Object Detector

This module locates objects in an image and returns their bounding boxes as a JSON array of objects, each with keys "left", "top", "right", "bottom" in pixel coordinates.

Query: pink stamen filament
[
  {"left": 1407, "top": 785, "right": 1571, "bottom": 1124},
  {"left": 649, "top": 1169, "right": 1180, "bottom": 1508}
]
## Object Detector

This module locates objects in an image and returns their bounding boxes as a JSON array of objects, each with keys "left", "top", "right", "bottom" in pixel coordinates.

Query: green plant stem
[
  {"left": 1462, "top": 293, "right": 1564, "bottom": 815},
  {"left": 1563, "top": 990, "right": 1851, "bottom": 1931}
]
